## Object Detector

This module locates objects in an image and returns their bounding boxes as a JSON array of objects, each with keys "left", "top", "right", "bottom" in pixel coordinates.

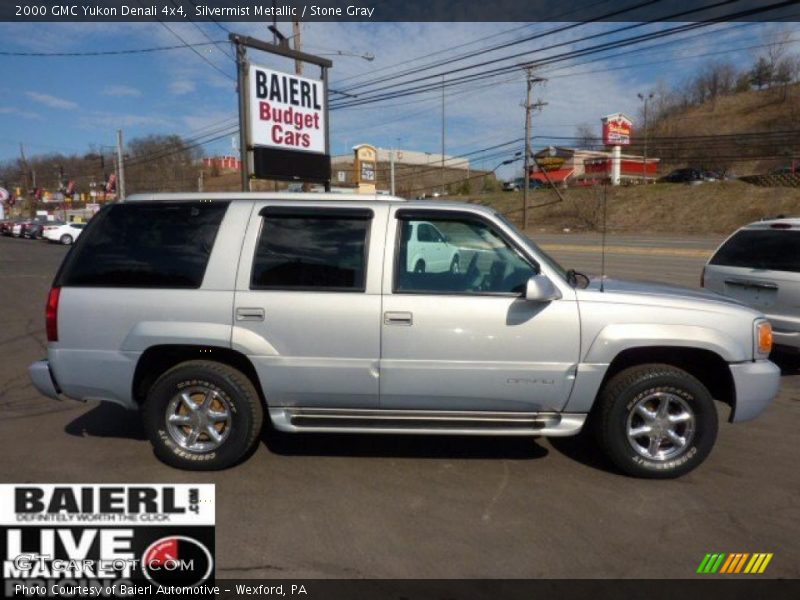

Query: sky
[{"left": 0, "top": 19, "right": 798, "bottom": 181}]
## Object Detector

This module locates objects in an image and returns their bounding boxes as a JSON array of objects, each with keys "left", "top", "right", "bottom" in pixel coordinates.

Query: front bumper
[
  {"left": 28, "top": 359, "right": 61, "bottom": 401},
  {"left": 729, "top": 360, "right": 781, "bottom": 422}
]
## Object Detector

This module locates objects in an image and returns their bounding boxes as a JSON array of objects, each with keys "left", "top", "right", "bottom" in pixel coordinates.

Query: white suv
[{"left": 703, "top": 218, "right": 800, "bottom": 353}]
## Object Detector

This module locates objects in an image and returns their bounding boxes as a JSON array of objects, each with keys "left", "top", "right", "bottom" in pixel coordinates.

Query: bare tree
[
  {"left": 750, "top": 57, "right": 774, "bottom": 90},
  {"left": 574, "top": 123, "right": 597, "bottom": 149}
]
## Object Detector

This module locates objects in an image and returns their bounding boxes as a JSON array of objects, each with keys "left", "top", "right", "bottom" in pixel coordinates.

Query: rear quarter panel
[{"left": 48, "top": 201, "right": 253, "bottom": 408}]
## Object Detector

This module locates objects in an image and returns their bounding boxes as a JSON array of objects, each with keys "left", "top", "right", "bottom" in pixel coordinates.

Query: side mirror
[{"left": 525, "top": 274, "right": 562, "bottom": 302}]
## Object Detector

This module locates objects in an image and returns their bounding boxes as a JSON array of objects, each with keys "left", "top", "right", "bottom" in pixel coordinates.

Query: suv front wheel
[
  {"left": 143, "top": 360, "right": 264, "bottom": 470},
  {"left": 595, "top": 364, "right": 718, "bottom": 478}
]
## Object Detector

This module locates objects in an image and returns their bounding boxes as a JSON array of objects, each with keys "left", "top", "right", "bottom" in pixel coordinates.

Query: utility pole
[
  {"left": 522, "top": 68, "right": 546, "bottom": 230},
  {"left": 390, "top": 147, "right": 396, "bottom": 196},
  {"left": 292, "top": 21, "right": 303, "bottom": 75},
  {"left": 198, "top": 170, "right": 204, "bottom": 193},
  {"left": 116, "top": 129, "right": 126, "bottom": 200},
  {"left": 638, "top": 92, "right": 654, "bottom": 183},
  {"left": 293, "top": 20, "right": 311, "bottom": 193},
  {"left": 441, "top": 76, "right": 446, "bottom": 195},
  {"left": 234, "top": 40, "right": 250, "bottom": 192}
]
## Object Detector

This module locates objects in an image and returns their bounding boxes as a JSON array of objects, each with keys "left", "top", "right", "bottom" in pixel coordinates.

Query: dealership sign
[
  {"left": 1, "top": 484, "right": 215, "bottom": 596},
  {"left": 247, "top": 63, "right": 330, "bottom": 183},
  {"left": 602, "top": 113, "right": 633, "bottom": 146},
  {"left": 249, "top": 64, "right": 326, "bottom": 154}
]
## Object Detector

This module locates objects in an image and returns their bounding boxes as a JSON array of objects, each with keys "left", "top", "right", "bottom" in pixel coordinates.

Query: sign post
[
  {"left": 601, "top": 113, "right": 633, "bottom": 187},
  {"left": 353, "top": 144, "right": 377, "bottom": 194},
  {"left": 230, "top": 34, "right": 333, "bottom": 192}
]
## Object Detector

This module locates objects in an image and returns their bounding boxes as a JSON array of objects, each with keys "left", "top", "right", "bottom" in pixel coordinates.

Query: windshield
[{"left": 494, "top": 212, "right": 569, "bottom": 281}]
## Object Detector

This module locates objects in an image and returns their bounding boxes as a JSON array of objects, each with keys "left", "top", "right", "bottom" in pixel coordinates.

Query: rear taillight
[
  {"left": 46, "top": 287, "right": 60, "bottom": 342},
  {"left": 700, "top": 266, "right": 706, "bottom": 288}
]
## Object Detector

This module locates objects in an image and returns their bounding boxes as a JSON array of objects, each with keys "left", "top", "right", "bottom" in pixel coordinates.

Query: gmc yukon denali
[{"left": 28, "top": 193, "right": 780, "bottom": 477}]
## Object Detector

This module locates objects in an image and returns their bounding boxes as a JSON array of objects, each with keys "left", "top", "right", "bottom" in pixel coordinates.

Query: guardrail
[{"left": 740, "top": 173, "right": 800, "bottom": 187}]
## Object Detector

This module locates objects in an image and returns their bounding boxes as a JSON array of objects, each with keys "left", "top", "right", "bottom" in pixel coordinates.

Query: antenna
[{"left": 600, "top": 183, "right": 608, "bottom": 292}]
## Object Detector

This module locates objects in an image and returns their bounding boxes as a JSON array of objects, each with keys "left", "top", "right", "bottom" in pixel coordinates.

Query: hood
[{"left": 581, "top": 277, "right": 749, "bottom": 309}]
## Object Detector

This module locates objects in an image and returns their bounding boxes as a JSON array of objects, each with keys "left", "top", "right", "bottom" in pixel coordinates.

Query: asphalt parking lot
[{"left": 1, "top": 233, "right": 798, "bottom": 579}]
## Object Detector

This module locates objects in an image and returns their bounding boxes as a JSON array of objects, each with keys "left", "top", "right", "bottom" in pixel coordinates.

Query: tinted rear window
[
  {"left": 710, "top": 229, "right": 800, "bottom": 273},
  {"left": 56, "top": 201, "right": 229, "bottom": 288}
]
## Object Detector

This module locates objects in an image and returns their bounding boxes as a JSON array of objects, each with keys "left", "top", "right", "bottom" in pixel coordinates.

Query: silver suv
[
  {"left": 703, "top": 218, "right": 800, "bottom": 353},
  {"left": 28, "top": 193, "right": 780, "bottom": 478}
]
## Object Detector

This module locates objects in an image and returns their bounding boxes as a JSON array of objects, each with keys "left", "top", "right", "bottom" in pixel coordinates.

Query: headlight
[{"left": 755, "top": 319, "right": 773, "bottom": 358}]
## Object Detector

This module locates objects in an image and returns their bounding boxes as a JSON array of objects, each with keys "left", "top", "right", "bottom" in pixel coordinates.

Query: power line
[
  {"left": 150, "top": 0, "right": 235, "bottom": 83},
  {"left": 0, "top": 41, "right": 227, "bottom": 57},
  {"left": 334, "top": 0, "right": 652, "bottom": 93},
  {"left": 172, "top": 0, "right": 236, "bottom": 61},
  {"left": 331, "top": 0, "right": 791, "bottom": 109},
  {"left": 185, "top": 0, "right": 233, "bottom": 35}
]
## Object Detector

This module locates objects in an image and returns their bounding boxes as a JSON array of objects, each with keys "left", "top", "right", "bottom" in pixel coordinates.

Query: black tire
[
  {"left": 414, "top": 259, "right": 426, "bottom": 274},
  {"left": 143, "top": 361, "right": 264, "bottom": 470},
  {"left": 60, "top": 234, "right": 73, "bottom": 245},
  {"left": 450, "top": 255, "right": 460, "bottom": 274},
  {"left": 595, "top": 364, "right": 717, "bottom": 479}
]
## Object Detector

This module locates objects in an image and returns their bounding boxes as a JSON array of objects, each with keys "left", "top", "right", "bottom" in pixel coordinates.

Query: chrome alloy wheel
[
  {"left": 165, "top": 386, "right": 232, "bottom": 453},
  {"left": 626, "top": 392, "right": 696, "bottom": 461}
]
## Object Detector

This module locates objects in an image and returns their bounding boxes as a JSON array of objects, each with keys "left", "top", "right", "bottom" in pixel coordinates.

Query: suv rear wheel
[
  {"left": 143, "top": 360, "right": 264, "bottom": 470},
  {"left": 595, "top": 364, "right": 718, "bottom": 478}
]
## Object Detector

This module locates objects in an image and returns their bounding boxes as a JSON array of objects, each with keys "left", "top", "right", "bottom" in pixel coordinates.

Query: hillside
[
  {"left": 477, "top": 181, "right": 800, "bottom": 235},
  {"left": 643, "top": 82, "right": 800, "bottom": 176}
]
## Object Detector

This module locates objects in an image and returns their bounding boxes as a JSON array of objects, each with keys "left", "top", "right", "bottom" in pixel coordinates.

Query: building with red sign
[
  {"left": 531, "top": 147, "right": 659, "bottom": 186},
  {"left": 202, "top": 156, "right": 242, "bottom": 172}
]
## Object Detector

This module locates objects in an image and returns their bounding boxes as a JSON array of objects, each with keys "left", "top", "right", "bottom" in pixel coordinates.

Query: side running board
[{"left": 269, "top": 408, "right": 586, "bottom": 437}]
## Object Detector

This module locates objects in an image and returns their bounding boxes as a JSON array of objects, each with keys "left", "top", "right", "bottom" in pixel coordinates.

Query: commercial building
[
  {"left": 531, "top": 147, "right": 659, "bottom": 186},
  {"left": 331, "top": 147, "right": 482, "bottom": 196},
  {"left": 202, "top": 156, "right": 242, "bottom": 172}
]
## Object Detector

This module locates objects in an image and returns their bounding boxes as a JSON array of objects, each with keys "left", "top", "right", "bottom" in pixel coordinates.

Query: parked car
[
  {"left": 42, "top": 222, "right": 85, "bottom": 245},
  {"left": 26, "top": 219, "right": 65, "bottom": 240},
  {"left": 405, "top": 221, "right": 461, "bottom": 274},
  {"left": 34, "top": 221, "right": 66, "bottom": 240},
  {"left": 659, "top": 168, "right": 718, "bottom": 184},
  {"left": 0, "top": 218, "right": 22, "bottom": 236},
  {"left": 11, "top": 219, "right": 31, "bottom": 237},
  {"left": 770, "top": 166, "right": 797, "bottom": 175},
  {"left": 502, "top": 180, "right": 520, "bottom": 192},
  {"left": 503, "top": 178, "right": 542, "bottom": 192},
  {"left": 29, "top": 193, "right": 779, "bottom": 477},
  {"left": 702, "top": 218, "right": 800, "bottom": 353}
]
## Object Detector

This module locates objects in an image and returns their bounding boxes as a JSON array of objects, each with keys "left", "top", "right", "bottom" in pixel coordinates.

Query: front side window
[
  {"left": 710, "top": 229, "right": 800, "bottom": 273},
  {"left": 251, "top": 208, "right": 371, "bottom": 291},
  {"left": 395, "top": 214, "right": 537, "bottom": 294}
]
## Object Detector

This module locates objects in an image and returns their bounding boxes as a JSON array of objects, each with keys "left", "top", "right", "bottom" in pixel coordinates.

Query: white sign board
[
  {"left": 0, "top": 186, "right": 9, "bottom": 202},
  {"left": 248, "top": 64, "right": 326, "bottom": 154}
]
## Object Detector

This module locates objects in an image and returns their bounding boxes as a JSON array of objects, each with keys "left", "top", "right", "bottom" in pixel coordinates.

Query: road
[{"left": 0, "top": 233, "right": 797, "bottom": 579}]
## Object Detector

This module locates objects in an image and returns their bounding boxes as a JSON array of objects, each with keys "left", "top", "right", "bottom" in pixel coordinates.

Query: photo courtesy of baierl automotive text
[{"left": 0, "top": 0, "right": 799, "bottom": 596}]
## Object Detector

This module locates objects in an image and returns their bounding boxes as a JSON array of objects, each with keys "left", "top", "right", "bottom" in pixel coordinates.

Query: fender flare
[{"left": 583, "top": 323, "right": 746, "bottom": 364}]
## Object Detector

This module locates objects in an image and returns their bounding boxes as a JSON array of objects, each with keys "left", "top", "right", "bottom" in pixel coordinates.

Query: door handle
[
  {"left": 724, "top": 278, "right": 778, "bottom": 290},
  {"left": 384, "top": 311, "right": 413, "bottom": 326},
  {"left": 236, "top": 307, "right": 265, "bottom": 321}
]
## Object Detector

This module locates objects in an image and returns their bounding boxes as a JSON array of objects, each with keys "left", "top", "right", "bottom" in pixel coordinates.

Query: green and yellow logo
[{"left": 697, "top": 553, "right": 773, "bottom": 574}]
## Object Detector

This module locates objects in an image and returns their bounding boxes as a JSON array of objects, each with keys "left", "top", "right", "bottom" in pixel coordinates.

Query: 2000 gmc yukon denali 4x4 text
[{"left": 28, "top": 193, "right": 780, "bottom": 478}]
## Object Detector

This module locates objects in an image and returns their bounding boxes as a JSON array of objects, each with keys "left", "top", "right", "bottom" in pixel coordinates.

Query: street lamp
[
  {"left": 315, "top": 50, "right": 375, "bottom": 61},
  {"left": 638, "top": 92, "right": 654, "bottom": 183}
]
